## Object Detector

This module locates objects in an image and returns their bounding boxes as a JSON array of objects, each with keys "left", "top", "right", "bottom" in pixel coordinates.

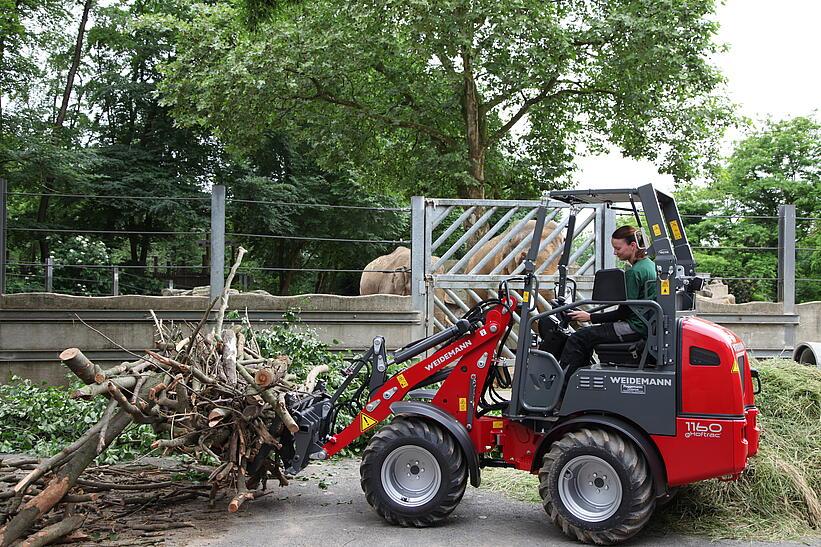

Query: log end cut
[{"left": 58, "top": 348, "right": 81, "bottom": 361}]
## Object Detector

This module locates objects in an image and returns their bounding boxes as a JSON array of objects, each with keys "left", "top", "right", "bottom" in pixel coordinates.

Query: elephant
[
  {"left": 465, "top": 219, "right": 565, "bottom": 303},
  {"left": 359, "top": 246, "right": 415, "bottom": 296}
]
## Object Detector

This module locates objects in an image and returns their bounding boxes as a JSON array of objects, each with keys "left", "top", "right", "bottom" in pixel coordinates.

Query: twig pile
[{"left": 0, "top": 248, "right": 329, "bottom": 545}]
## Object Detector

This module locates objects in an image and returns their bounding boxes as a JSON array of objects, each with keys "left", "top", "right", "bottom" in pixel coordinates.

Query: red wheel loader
[{"left": 269, "top": 184, "right": 761, "bottom": 544}]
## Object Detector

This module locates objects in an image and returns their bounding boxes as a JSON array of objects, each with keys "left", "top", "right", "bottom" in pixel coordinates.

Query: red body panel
[
  {"left": 679, "top": 317, "right": 744, "bottom": 415},
  {"left": 740, "top": 350, "right": 761, "bottom": 456},
  {"left": 652, "top": 317, "right": 756, "bottom": 484},
  {"left": 652, "top": 418, "right": 748, "bottom": 485},
  {"left": 322, "top": 307, "right": 512, "bottom": 457}
]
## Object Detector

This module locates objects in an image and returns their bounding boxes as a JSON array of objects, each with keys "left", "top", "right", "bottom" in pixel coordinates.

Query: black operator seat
[{"left": 589, "top": 269, "right": 655, "bottom": 367}]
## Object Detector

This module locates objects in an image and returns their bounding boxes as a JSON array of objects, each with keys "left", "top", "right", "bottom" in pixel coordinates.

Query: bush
[
  {"left": 49, "top": 235, "right": 111, "bottom": 296},
  {"left": 0, "top": 377, "right": 155, "bottom": 464}
]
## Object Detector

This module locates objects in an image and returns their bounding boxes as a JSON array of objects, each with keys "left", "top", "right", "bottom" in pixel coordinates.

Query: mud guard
[
  {"left": 541, "top": 415, "right": 668, "bottom": 497},
  {"left": 390, "top": 401, "right": 481, "bottom": 488}
]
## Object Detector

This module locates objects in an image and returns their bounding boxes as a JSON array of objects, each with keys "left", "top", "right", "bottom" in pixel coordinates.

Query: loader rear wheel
[
  {"left": 539, "top": 428, "right": 655, "bottom": 545},
  {"left": 360, "top": 416, "right": 467, "bottom": 527}
]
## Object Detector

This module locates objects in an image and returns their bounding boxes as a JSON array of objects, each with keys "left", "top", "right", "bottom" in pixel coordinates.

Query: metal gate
[{"left": 410, "top": 197, "right": 617, "bottom": 356}]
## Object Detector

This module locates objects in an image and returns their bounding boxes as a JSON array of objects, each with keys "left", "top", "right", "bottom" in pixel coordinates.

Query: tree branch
[
  {"left": 285, "top": 68, "right": 458, "bottom": 150},
  {"left": 488, "top": 79, "right": 619, "bottom": 144},
  {"left": 487, "top": 76, "right": 558, "bottom": 144}
]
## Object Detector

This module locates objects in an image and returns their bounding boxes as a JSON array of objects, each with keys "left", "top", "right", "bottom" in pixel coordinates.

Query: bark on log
[
  {"left": 214, "top": 246, "right": 246, "bottom": 336},
  {"left": 18, "top": 514, "right": 84, "bottom": 547},
  {"left": 221, "top": 330, "right": 238, "bottom": 387},
  {"left": 237, "top": 365, "right": 298, "bottom": 434},
  {"left": 0, "top": 410, "right": 131, "bottom": 546},
  {"left": 146, "top": 351, "right": 216, "bottom": 385},
  {"left": 301, "top": 364, "right": 330, "bottom": 393},
  {"left": 59, "top": 348, "right": 103, "bottom": 385},
  {"left": 72, "top": 377, "right": 138, "bottom": 399},
  {"left": 254, "top": 355, "right": 290, "bottom": 388}
]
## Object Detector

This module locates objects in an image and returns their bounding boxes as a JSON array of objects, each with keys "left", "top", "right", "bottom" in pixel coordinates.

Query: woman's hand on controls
[{"left": 567, "top": 310, "right": 591, "bottom": 322}]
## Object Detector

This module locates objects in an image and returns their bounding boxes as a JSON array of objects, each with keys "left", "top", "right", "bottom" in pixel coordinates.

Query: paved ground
[{"left": 174, "top": 458, "right": 815, "bottom": 547}]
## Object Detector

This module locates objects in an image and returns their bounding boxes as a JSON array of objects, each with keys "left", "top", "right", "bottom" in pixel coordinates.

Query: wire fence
[
  {"left": 1, "top": 184, "right": 819, "bottom": 301},
  {"left": 0, "top": 184, "right": 414, "bottom": 297}
]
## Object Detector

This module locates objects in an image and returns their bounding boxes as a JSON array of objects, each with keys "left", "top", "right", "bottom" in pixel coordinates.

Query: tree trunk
[
  {"left": 55, "top": 0, "right": 93, "bottom": 129},
  {"left": 139, "top": 232, "right": 149, "bottom": 265},
  {"left": 459, "top": 50, "right": 486, "bottom": 201},
  {"left": 129, "top": 236, "right": 138, "bottom": 264},
  {"left": 36, "top": 0, "right": 94, "bottom": 264},
  {"left": 460, "top": 50, "right": 487, "bottom": 247}
]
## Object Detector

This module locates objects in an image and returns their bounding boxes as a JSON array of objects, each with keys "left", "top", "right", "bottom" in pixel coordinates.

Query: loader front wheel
[
  {"left": 539, "top": 428, "right": 655, "bottom": 545},
  {"left": 360, "top": 416, "right": 467, "bottom": 527}
]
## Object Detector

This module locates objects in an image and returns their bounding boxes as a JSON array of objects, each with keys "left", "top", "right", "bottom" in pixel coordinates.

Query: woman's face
[{"left": 612, "top": 237, "right": 637, "bottom": 262}]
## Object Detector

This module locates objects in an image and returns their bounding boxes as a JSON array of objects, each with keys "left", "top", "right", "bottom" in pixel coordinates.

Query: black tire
[
  {"left": 538, "top": 428, "right": 655, "bottom": 545},
  {"left": 360, "top": 416, "right": 467, "bottom": 527},
  {"left": 656, "top": 486, "right": 680, "bottom": 508}
]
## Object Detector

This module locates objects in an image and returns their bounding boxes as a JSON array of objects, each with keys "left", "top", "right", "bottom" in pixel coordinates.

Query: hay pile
[
  {"left": 655, "top": 358, "right": 820, "bottom": 540},
  {"left": 481, "top": 358, "right": 821, "bottom": 541}
]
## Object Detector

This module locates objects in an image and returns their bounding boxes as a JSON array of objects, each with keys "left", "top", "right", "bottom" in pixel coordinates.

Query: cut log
[
  {"left": 17, "top": 514, "right": 84, "bottom": 547},
  {"left": 59, "top": 348, "right": 103, "bottom": 385},
  {"left": 221, "top": 329, "right": 238, "bottom": 387}
]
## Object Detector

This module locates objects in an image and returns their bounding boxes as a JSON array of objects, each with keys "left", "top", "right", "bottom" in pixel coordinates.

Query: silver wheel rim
[
  {"left": 558, "top": 455, "right": 622, "bottom": 522},
  {"left": 381, "top": 445, "right": 442, "bottom": 507}
]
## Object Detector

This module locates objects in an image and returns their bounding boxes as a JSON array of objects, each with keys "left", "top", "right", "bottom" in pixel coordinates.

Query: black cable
[
  {"left": 229, "top": 198, "right": 410, "bottom": 212},
  {"left": 227, "top": 232, "right": 409, "bottom": 244}
]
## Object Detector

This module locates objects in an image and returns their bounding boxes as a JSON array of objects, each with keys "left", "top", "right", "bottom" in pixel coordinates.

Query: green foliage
[
  {"left": 0, "top": 377, "right": 155, "bottom": 464},
  {"left": 226, "top": 134, "right": 409, "bottom": 296},
  {"left": 677, "top": 116, "right": 821, "bottom": 303},
  {"left": 49, "top": 235, "right": 111, "bottom": 296},
  {"left": 158, "top": 0, "right": 730, "bottom": 199},
  {"left": 251, "top": 311, "right": 347, "bottom": 383}
]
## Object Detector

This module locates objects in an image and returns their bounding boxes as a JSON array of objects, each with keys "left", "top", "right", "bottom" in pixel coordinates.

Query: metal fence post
[
  {"left": 210, "top": 185, "right": 226, "bottom": 301},
  {"left": 410, "top": 196, "right": 427, "bottom": 339},
  {"left": 0, "top": 178, "right": 6, "bottom": 295},
  {"left": 778, "top": 204, "right": 796, "bottom": 349},
  {"left": 112, "top": 266, "right": 119, "bottom": 296},
  {"left": 595, "top": 204, "right": 616, "bottom": 271},
  {"left": 45, "top": 257, "right": 53, "bottom": 292}
]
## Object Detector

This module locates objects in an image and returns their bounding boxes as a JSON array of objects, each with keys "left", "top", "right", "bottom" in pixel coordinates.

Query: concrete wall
[
  {"left": 696, "top": 297, "right": 821, "bottom": 356},
  {"left": 0, "top": 292, "right": 420, "bottom": 385},
  {"left": 2, "top": 292, "right": 818, "bottom": 385}
]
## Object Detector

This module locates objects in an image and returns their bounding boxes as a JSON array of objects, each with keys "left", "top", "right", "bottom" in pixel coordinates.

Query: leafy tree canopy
[
  {"left": 678, "top": 116, "right": 820, "bottom": 303},
  {"left": 158, "top": 0, "right": 731, "bottom": 200}
]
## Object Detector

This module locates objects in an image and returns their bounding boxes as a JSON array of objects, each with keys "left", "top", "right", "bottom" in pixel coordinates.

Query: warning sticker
[
  {"left": 660, "top": 279, "right": 670, "bottom": 295},
  {"left": 731, "top": 360, "right": 740, "bottom": 374},
  {"left": 360, "top": 413, "right": 378, "bottom": 432},
  {"left": 652, "top": 224, "right": 662, "bottom": 237},
  {"left": 522, "top": 291, "right": 530, "bottom": 303},
  {"left": 669, "top": 220, "right": 682, "bottom": 240},
  {"left": 397, "top": 374, "right": 408, "bottom": 388},
  {"left": 459, "top": 398, "right": 467, "bottom": 412},
  {"left": 492, "top": 420, "right": 504, "bottom": 429}
]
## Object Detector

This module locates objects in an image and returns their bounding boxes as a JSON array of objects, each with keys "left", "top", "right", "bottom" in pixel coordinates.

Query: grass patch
[{"left": 480, "top": 358, "right": 821, "bottom": 541}]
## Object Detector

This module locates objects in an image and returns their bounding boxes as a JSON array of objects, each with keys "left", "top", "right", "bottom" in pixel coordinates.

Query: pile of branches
[
  {"left": 1, "top": 455, "right": 219, "bottom": 546},
  {"left": 0, "top": 248, "right": 329, "bottom": 545}
]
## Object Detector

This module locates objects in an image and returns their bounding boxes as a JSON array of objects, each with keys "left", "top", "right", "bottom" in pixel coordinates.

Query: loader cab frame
[{"left": 506, "top": 184, "right": 706, "bottom": 421}]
